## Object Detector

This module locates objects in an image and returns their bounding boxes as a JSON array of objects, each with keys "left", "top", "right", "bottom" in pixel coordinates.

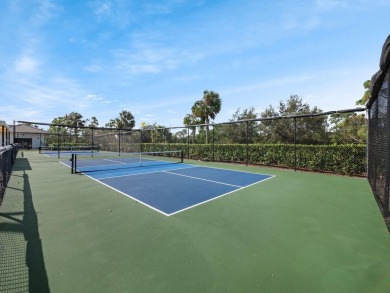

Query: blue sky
[{"left": 1, "top": 0, "right": 389, "bottom": 128}]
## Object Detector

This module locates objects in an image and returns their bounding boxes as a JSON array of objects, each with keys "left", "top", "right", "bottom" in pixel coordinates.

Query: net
[
  {"left": 40, "top": 145, "right": 100, "bottom": 154},
  {"left": 72, "top": 150, "right": 183, "bottom": 173}
]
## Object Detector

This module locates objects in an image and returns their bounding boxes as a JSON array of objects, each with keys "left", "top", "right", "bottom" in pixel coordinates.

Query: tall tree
[
  {"left": 356, "top": 80, "right": 371, "bottom": 106},
  {"left": 219, "top": 107, "right": 259, "bottom": 143},
  {"left": 329, "top": 112, "right": 367, "bottom": 144},
  {"left": 64, "top": 112, "right": 86, "bottom": 128},
  {"left": 118, "top": 110, "right": 135, "bottom": 129},
  {"left": 329, "top": 79, "right": 369, "bottom": 144},
  {"left": 106, "top": 110, "right": 135, "bottom": 129},
  {"left": 183, "top": 113, "right": 203, "bottom": 144},
  {"left": 191, "top": 90, "right": 222, "bottom": 144},
  {"left": 140, "top": 123, "right": 172, "bottom": 143},
  {"left": 64, "top": 112, "right": 86, "bottom": 144},
  {"left": 258, "top": 95, "right": 327, "bottom": 144},
  {"left": 88, "top": 116, "right": 99, "bottom": 127}
]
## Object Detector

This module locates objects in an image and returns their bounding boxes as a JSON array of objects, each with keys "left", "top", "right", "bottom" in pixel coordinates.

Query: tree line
[{"left": 45, "top": 80, "right": 368, "bottom": 147}]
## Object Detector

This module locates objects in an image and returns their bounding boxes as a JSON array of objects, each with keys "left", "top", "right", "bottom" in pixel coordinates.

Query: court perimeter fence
[
  {"left": 366, "top": 35, "right": 390, "bottom": 228},
  {"left": 0, "top": 144, "right": 19, "bottom": 205},
  {"left": 20, "top": 107, "right": 367, "bottom": 177}
]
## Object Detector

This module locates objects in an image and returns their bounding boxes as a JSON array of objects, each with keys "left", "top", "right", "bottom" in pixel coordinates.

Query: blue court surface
[{"left": 68, "top": 161, "right": 273, "bottom": 216}]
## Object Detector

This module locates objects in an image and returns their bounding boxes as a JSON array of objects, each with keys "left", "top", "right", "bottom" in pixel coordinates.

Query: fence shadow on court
[{"left": 0, "top": 158, "right": 50, "bottom": 293}]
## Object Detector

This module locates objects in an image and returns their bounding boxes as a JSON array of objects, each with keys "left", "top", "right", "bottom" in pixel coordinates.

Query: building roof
[
  {"left": 0, "top": 120, "right": 9, "bottom": 131},
  {"left": 15, "top": 124, "right": 48, "bottom": 134}
]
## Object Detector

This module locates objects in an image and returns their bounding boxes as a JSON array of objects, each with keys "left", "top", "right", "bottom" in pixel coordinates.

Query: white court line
[
  {"left": 73, "top": 162, "right": 275, "bottom": 217},
  {"left": 103, "top": 158, "right": 128, "bottom": 164},
  {"left": 187, "top": 164, "right": 275, "bottom": 177},
  {"left": 167, "top": 175, "right": 274, "bottom": 216},
  {"left": 81, "top": 172, "right": 170, "bottom": 216},
  {"left": 164, "top": 171, "right": 243, "bottom": 188},
  {"left": 92, "top": 165, "right": 197, "bottom": 180}
]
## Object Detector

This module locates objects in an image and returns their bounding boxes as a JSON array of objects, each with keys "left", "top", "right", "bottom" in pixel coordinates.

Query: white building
[
  {"left": 0, "top": 120, "right": 12, "bottom": 147},
  {"left": 13, "top": 124, "right": 48, "bottom": 149}
]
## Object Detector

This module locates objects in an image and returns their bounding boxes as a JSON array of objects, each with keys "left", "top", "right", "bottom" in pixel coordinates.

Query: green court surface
[{"left": 1, "top": 151, "right": 389, "bottom": 293}]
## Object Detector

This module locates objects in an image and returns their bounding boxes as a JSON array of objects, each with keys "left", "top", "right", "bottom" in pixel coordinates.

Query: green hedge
[{"left": 140, "top": 143, "right": 366, "bottom": 176}]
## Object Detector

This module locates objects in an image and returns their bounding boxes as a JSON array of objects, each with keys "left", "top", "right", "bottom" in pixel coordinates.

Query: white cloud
[
  {"left": 86, "top": 94, "right": 113, "bottom": 104},
  {"left": 222, "top": 75, "right": 313, "bottom": 96},
  {"left": 87, "top": 94, "right": 103, "bottom": 100},
  {"left": 111, "top": 41, "right": 203, "bottom": 75},
  {"left": 94, "top": 2, "right": 111, "bottom": 16},
  {"left": 31, "top": 0, "right": 62, "bottom": 27},
  {"left": 84, "top": 64, "right": 103, "bottom": 72},
  {"left": 90, "top": 0, "right": 135, "bottom": 29},
  {"left": 14, "top": 56, "right": 39, "bottom": 73},
  {"left": 283, "top": 17, "right": 322, "bottom": 31},
  {"left": 315, "top": 0, "right": 346, "bottom": 9}
]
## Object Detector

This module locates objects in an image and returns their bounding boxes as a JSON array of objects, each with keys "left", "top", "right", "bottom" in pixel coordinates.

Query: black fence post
[
  {"left": 246, "top": 121, "right": 249, "bottom": 166},
  {"left": 91, "top": 128, "right": 94, "bottom": 157},
  {"left": 384, "top": 83, "right": 390, "bottom": 219},
  {"left": 212, "top": 125, "right": 215, "bottom": 163},
  {"left": 187, "top": 126, "right": 190, "bottom": 160},
  {"left": 294, "top": 117, "right": 297, "bottom": 172},
  {"left": 57, "top": 127, "right": 60, "bottom": 159},
  {"left": 118, "top": 129, "right": 121, "bottom": 154}
]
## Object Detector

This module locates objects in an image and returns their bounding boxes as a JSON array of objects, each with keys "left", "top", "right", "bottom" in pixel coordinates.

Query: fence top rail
[
  {"left": 18, "top": 107, "right": 366, "bottom": 133},
  {"left": 140, "top": 107, "right": 366, "bottom": 131},
  {"left": 17, "top": 121, "right": 138, "bottom": 132}
]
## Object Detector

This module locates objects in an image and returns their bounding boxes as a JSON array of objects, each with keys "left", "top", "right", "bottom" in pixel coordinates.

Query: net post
[
  {"left": 74, "top": 154, "right": 77, "bottom": 173},
  {"left": 71, "top": 154, "right": 74, "bottom": 174},
  {"left": 180, "top": 150, "right": 184, "bottom": 163}
]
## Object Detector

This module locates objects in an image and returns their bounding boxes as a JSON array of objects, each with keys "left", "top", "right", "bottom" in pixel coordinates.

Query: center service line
[{"left": 164, "top": 171, "right": 243, "bottom": 188}]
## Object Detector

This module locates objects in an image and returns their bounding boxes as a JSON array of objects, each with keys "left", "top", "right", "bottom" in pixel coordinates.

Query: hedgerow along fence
[{"left": 140, "top": 108, "right": 367, "bottom": 176}]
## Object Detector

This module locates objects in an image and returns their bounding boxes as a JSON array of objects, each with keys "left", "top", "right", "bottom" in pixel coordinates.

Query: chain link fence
[
  {"left": 135, "top": 109, "right": 366, "bottom": 176},
  {"left": 0, "top": 144, "right": 19, "bottom": 205},
  {"left": 367, "top": 35, "right": 390, "bottom": 229},
  {"left": 22, "top": 107, "right": 367, "bottom": 177}
]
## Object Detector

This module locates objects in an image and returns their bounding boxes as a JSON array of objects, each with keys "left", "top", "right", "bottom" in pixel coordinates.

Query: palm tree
[
  {"left": 118, "top": 110, "right": 135, "bottom": 129},
  {"left": 191, "top": 90, "right": 221, "bottom": 143},
  {"left": 106, "top": 111, "right": 135, "bottom": 129},
  {"left": 183, "top": 113, "right": 203, "bottom": 144}
]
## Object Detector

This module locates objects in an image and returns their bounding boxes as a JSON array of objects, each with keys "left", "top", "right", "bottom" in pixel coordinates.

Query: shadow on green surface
[
  {"left": 0, "top": 159, "right": 50, "bottom": 292},
  {"left": 11, "top": 158, "right": 32, "bottom": 171}
]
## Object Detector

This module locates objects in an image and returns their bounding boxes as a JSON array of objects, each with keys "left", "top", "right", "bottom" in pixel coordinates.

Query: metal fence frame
[
  {"left": 366, "top": 35, "right": 390, "bottom": 229},
  {"left": 0, "top": 144, "right": 19, "bottom": 205}
]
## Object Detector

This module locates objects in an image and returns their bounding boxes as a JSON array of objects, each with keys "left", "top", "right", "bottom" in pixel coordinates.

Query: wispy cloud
[
  {"left": 111, "top": 42, "right": 201, "bottom": 74},
  {"left": 31, "top": 0, "right": 62, "bottom": 27},
  {"left": 14, "top": 55, "right": 39, "bottom": 73},
  {"left": 283, "top": 17, "right": 322, "bottom": 31},
  {"left": 83, "top": 64, "right": 103, "bottom": 72},
  {"left": 315, "top": 0, "right": 347, "bottom": 10},
  {"left": 222, "top": 75, "right": 313, "bottom": 96},
  {"left": 86, "top": 94, "right": 112, "bottom": 104},
  {"left": 90, "top": 0, "right": 135, "bottom": 29},
  {"left": 94, "top": 1, "right": 112, "bottom": 16}
]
